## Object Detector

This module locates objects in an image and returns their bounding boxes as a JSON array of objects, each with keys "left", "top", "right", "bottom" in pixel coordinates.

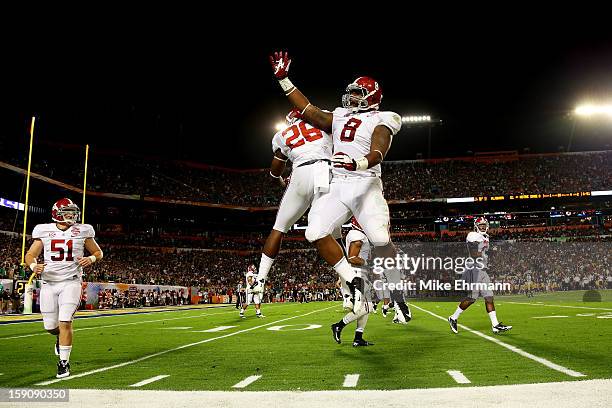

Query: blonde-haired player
[{"left": 25, "top": 198, "right": 103, "bottom": 378}]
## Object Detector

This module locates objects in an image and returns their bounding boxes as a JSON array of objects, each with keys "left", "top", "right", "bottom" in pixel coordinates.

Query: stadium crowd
[{"left": 2, "top": 145, "right": 611, "bottom": 205}]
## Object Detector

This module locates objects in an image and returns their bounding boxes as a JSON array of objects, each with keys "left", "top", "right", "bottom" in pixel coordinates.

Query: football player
[
  {"left": 241, "top": 265, "right": 264, "bottom": 318},
  {"left": 331, "top": 217, "right": 374, "bottom": 347},
  {"left": 448, "top": 217, "right": 512, "bottom": 334},
  {"left": 25, "top": 198, "right": 103, "bottom": 378},
  {"left": 269, "top": 51, "right": 411, "bottom": 322},
  {"left": 251, "top": 108, "right": 332, "bottom": 294}
]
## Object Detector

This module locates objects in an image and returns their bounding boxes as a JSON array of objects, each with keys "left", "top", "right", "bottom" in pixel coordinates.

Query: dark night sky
[{"left": 2, "top": 21, "right": 612, "bottom": 168}]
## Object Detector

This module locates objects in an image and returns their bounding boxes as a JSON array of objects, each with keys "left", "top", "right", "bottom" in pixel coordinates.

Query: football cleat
[
  {"left": 251, "top": 279, "right": 265, "bottom": 294},
  {"left": 492, "top": 322, "right": 512, "bottom": 333},
  {"left": 347, "top": 277, "right": 365, "bottom": 314},
  {"left": 256, "top": 313, "right": 265, "bottom": 318},
  {"left": 372, "top": 303, "right": 378, "bottom": 314},
  {"left": 352, "top": 338, "right": 374, "bottom": 347},
  {"left": 56, "top": 360, "right": 70, "bottom": 378},
  {"left": 448, "top": 317, "right": 458, "bottom": 334},
  {"left": 239, "top": 310, "right": 245, "bottom": 319},
  {"left": 331, "top": 323, "right": 343, "bottom": 344},
  {"left": 393, "top": 302, "right": 411, "bottom": 324},
  {"left": 381, "top": 305, "right": 389, "bottom": 318},
  {"left": 54, "top": 337, "right": 60, "bottom": 356}
]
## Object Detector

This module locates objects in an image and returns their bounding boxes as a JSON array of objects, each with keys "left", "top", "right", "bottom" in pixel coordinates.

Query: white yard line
[
  {"left": 447, "top": 370, "right": 471, "bottom": 384},
  {"left": 232, "top": 375, "right": 262, "bottom": 389},
  {"left": 342, "top": 374, "right": 360, "bottom": 388},
  {"left": 506, "top": 301, "right": 612, "bottom": 311},
  {"left": 129, "top": 375, "right": 170, "bottom": 388},
  {"left": 35, "top": 304, "right": 337, "bottom": 386},
  {"left": 0, "top": 310, "right": 237, "bottom": 340},
  {"left": 531, "top": 316, "right": 569, "bottom": 319},
  {"left": 35, "top": 380, "right": 611, "bottom": 408},
  {"left": 192, "top": 326, "right": 237, "bottom": 333},
  {"left": 410, "top": 303, "right": 586, "bottom": 378}
]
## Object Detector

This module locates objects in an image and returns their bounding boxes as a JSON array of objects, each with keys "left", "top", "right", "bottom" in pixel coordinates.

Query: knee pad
[
  {"left": 58, "top": 303, "right": 78, "bottom": 323},
  {"left": 369, "top": 231, "right": 391, "bottom": 248},
  {"left": 305, "top": 226, "right": 326, "bottom": 243},
  {"left": 42, "top": 314, "right": 59, "bottom": 331}
]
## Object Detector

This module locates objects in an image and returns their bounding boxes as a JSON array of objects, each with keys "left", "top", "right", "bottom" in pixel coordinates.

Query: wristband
[
  {"left": 29, "top": 262, "right": 38, "bottom": 271},
  {"left": 88, "top": 255, "right": 97, "bottom": 263},
  {"left": 279, "top": 77, "right": 295, "bottom": 93},
  {"left": 355, "top": 157, "right": 369, "bottom": 171},
  {"left": 269, "top": 171, "right": 281, "bottom": 179}
]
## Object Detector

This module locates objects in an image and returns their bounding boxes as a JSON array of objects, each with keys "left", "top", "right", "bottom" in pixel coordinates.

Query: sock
[
  {"left": 382, "top": 304, "right": 389, "bottom": 311},
  {"left": 257, "top": 254, "right": 274, "bottom": 281},
  {"left": 488, "top": 310, "right": 499, "bottom": 326},
  {"left": 356, "top": 313, "right": 369, "bottom": 332},
  {"left": 451, "top": 306, "right": 464, "bottom": 321},
  {"left": 256, "top": 310, "right": 261, "bottom": 315},
  {"left": 333, "top": 258, "right": 357, "bottom": 285},
  {"left": 59, "top": 345, "right": 72, "bottom": 362}
]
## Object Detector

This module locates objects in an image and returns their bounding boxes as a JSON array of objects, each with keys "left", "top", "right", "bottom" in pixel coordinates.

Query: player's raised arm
[
  {"left": 25, "top": 239, "right": 45, "bottom": 276},
  {"left": 269, "top": 51, "right": 333, "bottom": 133},
  {"left": 77, "top": 238, "right": 104, "bottom": 267}
]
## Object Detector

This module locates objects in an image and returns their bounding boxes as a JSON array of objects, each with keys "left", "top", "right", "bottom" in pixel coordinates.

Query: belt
[{"left": 297, "top": 159, "right": 330, "bottom": 168}]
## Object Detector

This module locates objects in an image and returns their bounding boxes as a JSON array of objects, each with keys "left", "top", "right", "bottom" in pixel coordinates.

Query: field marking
[
  {"left": 343, "top": 374, "right": 360, "bottom": 388},
  {"left": 193, "top": 326, "right": 237, "bottom": 333},
  {"left": 129, "top": 375, "right": 170, "bottom": 387},
  {"left": 267, "top": 324, "right": 322, "bottom": 331},
  {"left": 447, "top": 370, "right": 471, "bottom": 384},
  {"left": 531, "top": 316, "right": 569, "bottom": 319},
  {"left": 0, "top": 310, "right": 238, "bottom": 340},
  {"left": 506, "top": 301, "right": 612, "bottom": 311},
  {"left": 29, "top": 379, "right": 612, "bottom": 407},
  {"left": 232, "top": 375, "right": 262, "bottom": 389},
  {"left": 161, "top": 327, "right": 193, "bottom": 330},
  {"left": 410, "top": 303, "right": 586, "bottom": 378},
  {"left": 35, "top": 304, "right": 337, "bottom": 386}
]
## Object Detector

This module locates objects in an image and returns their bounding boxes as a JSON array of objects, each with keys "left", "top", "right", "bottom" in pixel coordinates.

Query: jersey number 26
[{"left": 283, "top": 122, "right": 323, "bottom": 149}]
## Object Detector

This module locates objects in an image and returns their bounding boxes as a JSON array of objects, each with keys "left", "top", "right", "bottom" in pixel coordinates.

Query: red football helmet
[
  {"left": 247, "top": 264, "right": 257, "bottom": 274},
  {"left": 342, "top": 76, "right": 383, "bottom": 111},
  {"left": 286, "top": 108, "right": 303, "bottom": 125},
  {"left": 474, "top": 217, "right": 489, "bottom": 234},
  {"left": 350, "top": 216, "right": 364, "bottom": 232},
  {"left": 51, "top": 198, "right": 81, "bottom": 225}
]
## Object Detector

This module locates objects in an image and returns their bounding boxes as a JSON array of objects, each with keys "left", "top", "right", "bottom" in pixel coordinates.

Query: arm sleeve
[
  {"left": 31, "top": 225, "right": 43, "bottom": 239},
  {"left": 83, "top": 224, "right": 96, "bottom": 238},
  {"left": 377, "top": 111, "right": 402, "bottom": 136}
]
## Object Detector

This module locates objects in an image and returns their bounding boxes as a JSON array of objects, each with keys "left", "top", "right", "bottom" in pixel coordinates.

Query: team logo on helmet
[
  {"left": 474, "top": 217, "right": 489, "bottom": 234},
  {"left": 51, "top": 198, "right": 81, "bottom": 225},
  {"left": 350, "top": 216, "right": 364, "bottom": 232},
  {"left": 342, "top": 76, "right": 383, "bottom": 112}
]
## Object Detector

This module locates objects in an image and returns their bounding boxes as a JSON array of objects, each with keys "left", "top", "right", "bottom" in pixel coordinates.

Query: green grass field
[{"left": 1, "top": 291, "right": 611, "bottom": 391}]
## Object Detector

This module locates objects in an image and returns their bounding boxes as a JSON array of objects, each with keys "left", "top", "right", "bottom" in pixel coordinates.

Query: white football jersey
[
  {"left": 271, "top": 118, "right": 333, "bottom": 167},
  {"left": 345, "top": 228, "right": 371, "bottom": 263},
  {"left": 245, "top": 271, "right": 256, "bottom": 286},
  {"left": 332, "top": 108, "right": 402, "bottom": 177},
  {"left": 32, "top": 223, "right": 95, "bottom": 282},
  {"left": 466, "top": 231, "right": 489, "bottom": 268}
]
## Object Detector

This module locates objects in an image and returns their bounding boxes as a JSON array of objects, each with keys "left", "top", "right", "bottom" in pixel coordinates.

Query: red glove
[
  {"left": 269, "top": 51, "right": 292, "bottom": 80},
  {"left": 331, "top": 153, "right": 357, "bottom": 171}
]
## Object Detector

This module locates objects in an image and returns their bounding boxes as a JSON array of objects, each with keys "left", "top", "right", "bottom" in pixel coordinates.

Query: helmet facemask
[
  {"left": 342, "top": 84, "right": 370, "bottom": 111},
  {"left": 55, "top": 206, "right": 81, "bottom": 225},
  {"left": 475, "top": 219, "right": 489, "bottom": 234}
]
